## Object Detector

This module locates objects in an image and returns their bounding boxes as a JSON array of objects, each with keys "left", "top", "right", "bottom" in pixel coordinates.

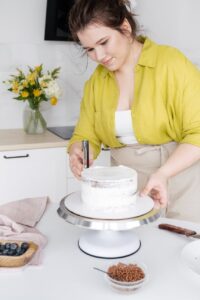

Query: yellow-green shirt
[{"left": 68, "top": 37, "right": 200, "bottom": 159}]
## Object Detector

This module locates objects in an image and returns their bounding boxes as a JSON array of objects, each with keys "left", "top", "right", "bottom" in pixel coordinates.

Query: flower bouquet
[{"left": 4, "top": 65, "right": 61, "bottom": 134}]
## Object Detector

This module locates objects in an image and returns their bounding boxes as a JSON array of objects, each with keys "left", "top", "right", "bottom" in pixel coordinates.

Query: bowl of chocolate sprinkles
[{"left": 105, "top": 262, "right": 148, "bottom": 292}]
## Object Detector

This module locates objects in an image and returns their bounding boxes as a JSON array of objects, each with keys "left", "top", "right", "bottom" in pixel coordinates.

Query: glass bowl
[{"left": 104, "top": 262, "right": 148, "bottom": 293}]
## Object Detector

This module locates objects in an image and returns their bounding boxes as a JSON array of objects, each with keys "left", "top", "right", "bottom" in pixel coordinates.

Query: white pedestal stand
[
  {"left": 58, "top": 192, "right": 160, "bottom": 259},
  {"left": 78, "top": 230, "right": 141, "bottom": 258}
]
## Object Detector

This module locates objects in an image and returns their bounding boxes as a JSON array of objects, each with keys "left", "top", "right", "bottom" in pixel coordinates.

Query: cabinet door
[{"left": 0, "top": 147, "right": 67, "bottom": 204}]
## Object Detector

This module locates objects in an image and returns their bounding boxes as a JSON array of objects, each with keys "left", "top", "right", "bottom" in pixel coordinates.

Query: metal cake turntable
[{"left": 57, "top": 191, "right": 160, "bottom": 259}]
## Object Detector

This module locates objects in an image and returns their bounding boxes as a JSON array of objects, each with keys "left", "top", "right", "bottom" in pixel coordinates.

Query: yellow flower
[
  {"left": 12, "top": 81, "right": 19, "bottom": 93},
  {"left": 21, "top": 91, "right": 29, "bottom": 98},
  {"left": 50, "top": 96, "right": 58, "bottom": 105},
  {"left": 30, "top": 80, "right": 35, "bottom": 86},
  {"left": 22, "top": 80, "right": 28, "bottom": 88},
  {"left": 27, "top": 72, "right": 37, "bottom": 82},
  {"left": 33, "top": 89, "right": 42, "bottom": 97},
  {"left": 12, "top": 89, "right": 18, "bottom": 94},
  {"left": 4, "top": 65, "right": 61, "bottom": 108},
  {"left": 35, "top": 65, "right": 42, "bottom": 73},
  {"left": 12, "top": 81, "right": 18, "bottom": 89}
]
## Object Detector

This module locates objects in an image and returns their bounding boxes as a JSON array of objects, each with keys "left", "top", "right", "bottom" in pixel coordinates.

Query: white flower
[{"left": 44, "top": 80, "right": 62, "bottom": 99}]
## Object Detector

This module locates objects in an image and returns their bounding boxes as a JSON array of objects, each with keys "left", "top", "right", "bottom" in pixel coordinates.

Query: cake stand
[{"left": 57, "top": 191, "right": 161, "bottom": 259}]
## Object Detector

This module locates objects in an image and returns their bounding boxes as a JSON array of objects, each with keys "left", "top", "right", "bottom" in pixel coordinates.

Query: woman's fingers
[
  {"left": 150, "top": 189, "right": 167, "bottom": 208},
  {"left": 69, "top": 142, "right": 94, "bottom": 178},
  {"left": 140, "top": 170, "right": 169, "bottom": 208},
  {"left": 69, "top": 146, "right": 84, "bottom": 178},
  {"left": 70, "top": 156, "right": 83, "bottom": 177}
]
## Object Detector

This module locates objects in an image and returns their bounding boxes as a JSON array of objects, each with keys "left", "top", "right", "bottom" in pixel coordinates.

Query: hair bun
[{"left": 117, "top": 0, "right": 130, "bottom": 9}]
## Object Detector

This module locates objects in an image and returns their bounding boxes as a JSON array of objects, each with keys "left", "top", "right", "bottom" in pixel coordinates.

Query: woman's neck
[{"left": 116, "top": 39, "right": 143, "bottom": 75}]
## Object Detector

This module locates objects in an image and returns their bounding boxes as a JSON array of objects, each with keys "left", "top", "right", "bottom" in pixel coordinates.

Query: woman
[{"left": 68, "top": 0, "right": 200, "bottom": 222}]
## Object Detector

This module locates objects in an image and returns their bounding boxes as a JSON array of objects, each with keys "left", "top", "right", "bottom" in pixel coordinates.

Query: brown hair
[{"left": 68, "top": 0, "right": 138, "bottom": 43}]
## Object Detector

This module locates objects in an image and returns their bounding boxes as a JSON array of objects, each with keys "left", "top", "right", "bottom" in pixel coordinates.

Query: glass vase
[{"left": 23, "top": 105, "right": 47, "bottom": 134}]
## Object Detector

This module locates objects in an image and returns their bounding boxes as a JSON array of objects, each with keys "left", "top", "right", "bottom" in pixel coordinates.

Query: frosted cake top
[{"left": 81, "top": 166, "right": 137, "bottom": 182}]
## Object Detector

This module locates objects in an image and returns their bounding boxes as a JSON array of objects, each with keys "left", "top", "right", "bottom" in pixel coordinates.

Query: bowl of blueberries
[{"left": 0, "top": 240, "right": 38, "bottom": 267}]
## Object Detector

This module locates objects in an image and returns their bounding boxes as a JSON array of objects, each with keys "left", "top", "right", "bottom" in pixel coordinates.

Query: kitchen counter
[
  {"left": 0, "top": 203, "right": 199, "bottom": 300},
  {"left": 0, "top": 129, "right": 68, "bottom": 151}
]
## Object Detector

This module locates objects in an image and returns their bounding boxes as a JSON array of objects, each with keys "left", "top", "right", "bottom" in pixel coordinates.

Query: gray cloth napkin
[{"left": 0, "top": 197, "right": 49, "bottom": 265}]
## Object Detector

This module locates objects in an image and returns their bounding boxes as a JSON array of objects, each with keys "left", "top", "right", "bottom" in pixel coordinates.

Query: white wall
[
  {"left": 135, "top": 0, "right": 200, "bottom": 65},
  {"left": 0, "top": 0, "right": 200, "bottom": 129},
  {"left": 0, "top": 0, "right": 96, "bottom": 129}
]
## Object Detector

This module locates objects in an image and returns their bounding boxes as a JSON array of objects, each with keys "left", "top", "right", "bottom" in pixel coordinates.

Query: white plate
[
  {"left": 64, "top": 191, "right": 154, "bottom": 220},
  {"left": 181, "top": 240, "right": 200, "bottom": 275}
]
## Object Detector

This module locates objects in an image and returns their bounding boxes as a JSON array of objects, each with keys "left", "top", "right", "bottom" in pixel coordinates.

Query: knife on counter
[{"left": 158, "top": 223, "right": 200, "bottom": 239}]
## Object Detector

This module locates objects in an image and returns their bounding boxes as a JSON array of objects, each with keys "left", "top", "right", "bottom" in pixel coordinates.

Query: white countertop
[
  {"left": 0, "top": 129, "right": 68, "bottom": 151},
  {"left": 0, "top": 203, "right": 199, "bottom": 300}
]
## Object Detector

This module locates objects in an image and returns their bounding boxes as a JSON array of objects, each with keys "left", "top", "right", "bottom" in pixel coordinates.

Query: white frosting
[{"left": 81, "top": 166, "right": 137, "bottom": 210}]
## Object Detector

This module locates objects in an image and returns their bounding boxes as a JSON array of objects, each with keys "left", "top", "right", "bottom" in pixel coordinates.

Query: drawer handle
[{"left": 3, "top": 154, "right": 30, "bottom": 159}]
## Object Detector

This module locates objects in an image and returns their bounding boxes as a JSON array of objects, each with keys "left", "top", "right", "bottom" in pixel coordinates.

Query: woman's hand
[
  {"left": 140, "top": 170, "right": 169, "bottom": 209},
  {"left": 69, "top": 142, "right": 93, "bottom": 179},
  {"left": 140, "top": 143, "right": 200, "bottom": 208}
]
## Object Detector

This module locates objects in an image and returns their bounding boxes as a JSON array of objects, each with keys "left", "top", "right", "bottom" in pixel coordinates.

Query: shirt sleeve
[
  {"left": 180, "top": 58, "right": 200, "bottom": 147},
  {"left": 67, "top": 78, "right": 102, "bottom": 159}
]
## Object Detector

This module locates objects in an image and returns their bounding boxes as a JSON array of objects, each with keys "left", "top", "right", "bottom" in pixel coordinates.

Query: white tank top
[{"left": 115, "top": 110, "right": 138, "bottom": 144}]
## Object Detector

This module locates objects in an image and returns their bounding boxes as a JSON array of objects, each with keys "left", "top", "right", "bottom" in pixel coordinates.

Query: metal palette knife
[{"left": 82, "top": 140, "right": 89, "bottom": 169}]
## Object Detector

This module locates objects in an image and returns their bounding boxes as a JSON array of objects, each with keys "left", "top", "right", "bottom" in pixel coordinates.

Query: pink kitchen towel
[
  {"left": 0, "top": 197, "right": 49, "bottom": 265},
  {"left": 0, "top": 197, "right": 49, "bottom": 227}
]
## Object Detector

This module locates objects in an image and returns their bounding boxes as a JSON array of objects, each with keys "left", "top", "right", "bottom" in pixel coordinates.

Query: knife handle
[
  {"left": 82, "top": 140, "right": 89, "bottom": 169},
  {"left": 158, "top": 223, "right": 196, "bottom": 237}
]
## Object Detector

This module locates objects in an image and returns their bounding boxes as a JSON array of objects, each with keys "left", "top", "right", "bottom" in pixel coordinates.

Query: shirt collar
[
  {"left": 101, "top": 36, "right": 158, "bottom": 78},
  {"left": 136, "top": 36, "right": 157, "bottom": 68}
]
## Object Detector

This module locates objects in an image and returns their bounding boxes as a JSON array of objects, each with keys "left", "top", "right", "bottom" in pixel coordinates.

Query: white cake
[{"left": 81, "top": 166, "right": 138, "bottom": 209}]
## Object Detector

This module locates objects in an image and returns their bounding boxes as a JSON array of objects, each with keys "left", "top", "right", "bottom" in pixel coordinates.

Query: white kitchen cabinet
[
  {"left": 66, "top": 149, "right": 111, "bottom": 194},
  {"left": 0, "top": 129, "right": 111, "bottom": 202},
  {"left": 0, "top": 147, "right": 67, "bottom": 204}
]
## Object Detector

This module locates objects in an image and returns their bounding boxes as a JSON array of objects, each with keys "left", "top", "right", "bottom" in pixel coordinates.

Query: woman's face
[{"left": 77, "top": 22, "right": 133, "bottom": 72}]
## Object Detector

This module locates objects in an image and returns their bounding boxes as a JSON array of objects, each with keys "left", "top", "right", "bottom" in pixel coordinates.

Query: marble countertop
[
  {"left": 0, "top": 129, "right": 68, "bottom": 151},
  {"left": 0, "top": 203, "right": 199, "bottom": 300}
]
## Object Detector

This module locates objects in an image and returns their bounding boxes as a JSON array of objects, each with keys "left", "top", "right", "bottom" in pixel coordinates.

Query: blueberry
[
  {"left": 15, "top": 247, "right": 26, "bottom": 256},
  {"left": 10, "top": 243, "right": 18, "bottom": 251},
  {"left": 21, "top": 242, "right": 29, "bottom": 251},
  {"left": 7, "top": 249, "right": 15, "bottom": 256},
  {"left": 16, "top": 247, "right": 22, "bottom": 255},
  {"left": 2, "top": 249, "right": 9, "bottom": 255},
  {"left": 5, "top": 243, "right": 11, "bottom": 249},
  {"left": 0, "top": 242, "right": 30, "bottom": 256},
  {"left": 0, "top": 244, "right": 5, "bottom": 251}
]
